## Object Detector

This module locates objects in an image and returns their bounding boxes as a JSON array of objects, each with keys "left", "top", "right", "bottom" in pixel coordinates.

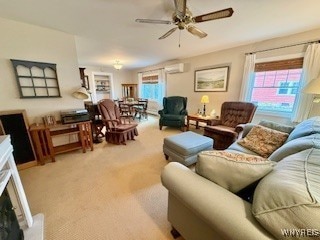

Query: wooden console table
[{"left": 29, "top": 121, "right": 93, "bottom": 165}]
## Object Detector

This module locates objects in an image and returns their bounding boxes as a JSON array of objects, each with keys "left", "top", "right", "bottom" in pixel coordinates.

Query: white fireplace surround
[{"left": 0, "top": 135, "right": 44, "bottom": 240}]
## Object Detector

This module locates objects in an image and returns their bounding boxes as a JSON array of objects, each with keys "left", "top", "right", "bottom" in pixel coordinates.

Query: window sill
[{"left": 255, "top": 110, "right": 292, "bottom": 118}]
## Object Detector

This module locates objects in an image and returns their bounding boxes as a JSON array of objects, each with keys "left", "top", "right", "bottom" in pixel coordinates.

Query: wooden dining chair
[
  {"left": 133, "top": 99, "right": 148, "bottom": 121},
  {"left": 97, "top": 99, "right": 138, "bottom": 145},
  {"left": 84, "top": 101, "right": 105, "bottom": 143},
  {"left": 118, "top": 100, "right": 134, "bottom": 122}
]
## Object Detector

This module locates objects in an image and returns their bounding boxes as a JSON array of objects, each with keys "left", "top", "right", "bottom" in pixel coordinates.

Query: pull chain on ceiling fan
[{"left": 135, "top": 0, "right": 234, "bottom": 40}]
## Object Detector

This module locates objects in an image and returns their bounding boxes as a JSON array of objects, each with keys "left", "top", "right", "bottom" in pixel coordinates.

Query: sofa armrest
[
  {"left": 240, "top": 123, "right": 257, "bottom": 138},
  {"left": 235, "top": 124, "right": 245, "bottom": 133},
  {"left": 161, "top": 162, "right": 274, "bottom": 240},
  {"left": 235, "top": 124, "right": 246, "bottom": 139}
]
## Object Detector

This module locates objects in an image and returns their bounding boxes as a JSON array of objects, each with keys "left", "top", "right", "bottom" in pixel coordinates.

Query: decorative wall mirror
[{"left": 11, "top": 59, "right": 61, "bottom": 98}]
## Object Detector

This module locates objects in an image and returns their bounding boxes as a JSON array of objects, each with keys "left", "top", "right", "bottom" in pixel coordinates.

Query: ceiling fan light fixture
[
  {"left": 114, "top": 60, "right": 123, "bottom": 70},
  {"left": 136, "top": 1, "right": 234, "bottom": 40}
]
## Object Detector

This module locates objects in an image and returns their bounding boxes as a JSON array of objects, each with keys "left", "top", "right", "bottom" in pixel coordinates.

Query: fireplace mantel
[{"left": 0, "top": 135, "right": 44, "bottom": 239}]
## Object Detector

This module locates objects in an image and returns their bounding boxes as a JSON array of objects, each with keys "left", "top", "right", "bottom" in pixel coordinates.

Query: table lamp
[
  {"left": 201, "top": 95, "right": 209, "bottom": 116},
  {"left": 302, "top": 77, "right": 320, "bottom": 102},
  {"left": 302, "top": 77, "right": 320, "bottom": 118}
]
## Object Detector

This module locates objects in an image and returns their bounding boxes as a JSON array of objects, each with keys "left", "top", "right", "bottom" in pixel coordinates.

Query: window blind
[
  {"left": 255, "top": 57, "right": 304, "bottom": 72},
  {"left": 142, "top": 74, "right": 159, "bottom": 84}
]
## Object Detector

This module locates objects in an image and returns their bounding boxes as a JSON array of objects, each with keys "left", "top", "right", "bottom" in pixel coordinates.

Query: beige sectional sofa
[{"left": 161, "top": 117, "right": 320, "bottom": 240}]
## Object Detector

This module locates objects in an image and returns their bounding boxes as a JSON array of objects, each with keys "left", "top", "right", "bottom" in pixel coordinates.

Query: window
[
  {"left": 139, "top": 72, "right": 165, "bottom": 103},
  {"left": 249, "top": 58, "right": 303, "bottom": 114},
  {"left": 141, "top": 84, "right": 159, "bottom": 100},
  {"left": 278, "top": 81, "right": 300, "bottom": 95}
]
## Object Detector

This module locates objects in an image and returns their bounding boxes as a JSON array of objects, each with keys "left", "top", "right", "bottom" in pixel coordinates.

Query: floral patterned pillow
[{"left": 238, "top": 125, "right": 289, "bottom": 158}]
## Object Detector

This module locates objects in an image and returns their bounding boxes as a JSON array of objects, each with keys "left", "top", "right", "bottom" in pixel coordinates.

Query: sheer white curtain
[
  {"left": 239, "top": 54, "right": 256, "bottom": 101},
  {"left": 291, "top": 43, "right": 320, "bottom": 122},
  {"left": 138, "top": 72, "right": 142, "bottom": 97},
  {"left": 157, "top": 69, "right": 166, "bottom": 109}
]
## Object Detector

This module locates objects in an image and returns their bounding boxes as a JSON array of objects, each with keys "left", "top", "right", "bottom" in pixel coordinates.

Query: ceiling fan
[{"left": 135, "top": 0, "right": 234, "bottom": 40}]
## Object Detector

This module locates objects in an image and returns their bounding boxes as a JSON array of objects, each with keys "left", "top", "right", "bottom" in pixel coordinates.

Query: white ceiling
[{"left": 1, "top": 0, "right": 320, "bottom": 70}]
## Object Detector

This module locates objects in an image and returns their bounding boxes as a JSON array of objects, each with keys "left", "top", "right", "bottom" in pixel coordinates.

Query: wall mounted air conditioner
[{"left": 164, "top": 63, "right": 184, "bottom": 74}]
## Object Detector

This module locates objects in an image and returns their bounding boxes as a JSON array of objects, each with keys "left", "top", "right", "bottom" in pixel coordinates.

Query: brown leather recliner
[{"left": 204, "top": 101, "right": 257, "bottom": 150}]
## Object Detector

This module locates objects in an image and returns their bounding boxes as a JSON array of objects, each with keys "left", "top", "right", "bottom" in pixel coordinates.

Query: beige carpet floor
[{"left": 19, "top": 116, "right": 195, "bottom": 240}]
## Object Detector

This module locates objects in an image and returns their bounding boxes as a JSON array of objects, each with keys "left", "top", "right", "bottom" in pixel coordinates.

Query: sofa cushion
[
  {"left": 286, "top": 116, "right": 320, "bottom": 142},
  {"left": 252, "top": 148, "right": 320, "bottom": 239},
  {"left": 196, "top": 151, "right": 274, "bottom": 193},
  {"left": 268, "top": 133, "right": 320, "bottom": 162},
  {"left": 258, "top": 120, "right": 294, "bottom": 134},
  {"left": 227, "top": 141, "right": 260, "bottom": 156},
  {"left": 160, "top": 114, "right": 185, "bottom": 121},
  {"left": 238, "top": 125, "right": 289, "bottom": 158}
]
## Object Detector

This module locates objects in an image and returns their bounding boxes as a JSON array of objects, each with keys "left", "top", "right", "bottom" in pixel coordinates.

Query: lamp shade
[
  {"left": 72, "top": 87, "right": 89, "bottom": 99},
  {"left": 302, "top": 77, "right": 320, "bottom": 94},
  {"left": 201, "top": 95, "right": 209, "bottom": 104}
]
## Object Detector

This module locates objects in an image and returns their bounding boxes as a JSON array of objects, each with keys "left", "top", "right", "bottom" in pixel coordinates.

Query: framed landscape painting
[{"left": 194, "top": 66, "right": 229, "bottom": 92}]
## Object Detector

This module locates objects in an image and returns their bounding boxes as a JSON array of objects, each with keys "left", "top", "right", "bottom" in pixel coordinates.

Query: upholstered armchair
[
  {"left": 204, "top": 101, "right": 257, "bottom": 150},
  {"left": 158, "top": 96, "right": 188, "bottom": 131}
]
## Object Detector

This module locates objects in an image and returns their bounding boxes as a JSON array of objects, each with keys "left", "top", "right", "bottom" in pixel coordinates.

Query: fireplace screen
[{"left": 0, "top": 188, "right": 24, "bottom": 240}]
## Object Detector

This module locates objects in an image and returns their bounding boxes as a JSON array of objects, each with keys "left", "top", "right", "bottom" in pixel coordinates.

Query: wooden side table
[
  {"left": 186, "top": 114, "right": 215, "bottom": 131},
  {"left": 29, "top": 121, "right": 93, "bottom": 165}
]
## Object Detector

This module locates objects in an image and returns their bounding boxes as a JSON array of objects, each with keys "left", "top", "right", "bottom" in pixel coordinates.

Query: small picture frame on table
[{"left": 43, "top": 115, "right": 56, "bottom": 126}]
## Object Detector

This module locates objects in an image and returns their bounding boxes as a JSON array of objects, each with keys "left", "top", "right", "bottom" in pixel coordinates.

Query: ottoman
[{"left": 163, "top": 131, "right": 213, "bottom": 166}]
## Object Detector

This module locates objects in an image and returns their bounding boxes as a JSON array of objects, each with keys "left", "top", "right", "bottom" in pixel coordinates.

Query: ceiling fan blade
[
  {"left": 135, "top": 19, "right": 172, "bottom": 25},
  {"left": 193, "top": 8, "right": 234, "bottom": 23},
  {"left": 187, "top": 25, "right": 207, "bottom": 38},
  {"left": 174, "top": 0, "right": 187, "bottom": 19},
  {"left": 159, "top": 27, "right": 178, "bottom": 40}
]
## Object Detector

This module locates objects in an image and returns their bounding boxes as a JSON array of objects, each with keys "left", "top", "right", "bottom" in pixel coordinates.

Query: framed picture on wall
[{"left": 194, "top": 66, "right": 229, "bottom": 92}]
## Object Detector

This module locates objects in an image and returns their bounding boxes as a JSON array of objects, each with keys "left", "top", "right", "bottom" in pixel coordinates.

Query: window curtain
[
  {"left": 138, "top": 72, "right": 142, "bottom": 97},
  {"left": 291, "top": 43, "right": 320, "bottom": 122},
  {"left": 239, "top": 53, "right": 256, "bottom": 101},
  {"left": 157, "top": 69, "right": 166, "bottom": 109}
]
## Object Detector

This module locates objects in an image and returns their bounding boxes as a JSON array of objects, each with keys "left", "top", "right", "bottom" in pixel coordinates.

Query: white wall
[
  {"left": 0, "top": 17, "right": 83, "bottom": 124},
  {"left": 132, "top": 27, "right": 320, "bottom": 125},
  {"left": 2, "top": 16, "right": 319, "bottom": 126}
]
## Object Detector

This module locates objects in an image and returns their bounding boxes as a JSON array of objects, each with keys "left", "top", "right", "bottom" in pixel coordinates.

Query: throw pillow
[
  {"left": 238, "top": 125, "right": 289, "bottom": 158},
  {"left": 196, "top": 151, "right": 274, "bottom": 193}
]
